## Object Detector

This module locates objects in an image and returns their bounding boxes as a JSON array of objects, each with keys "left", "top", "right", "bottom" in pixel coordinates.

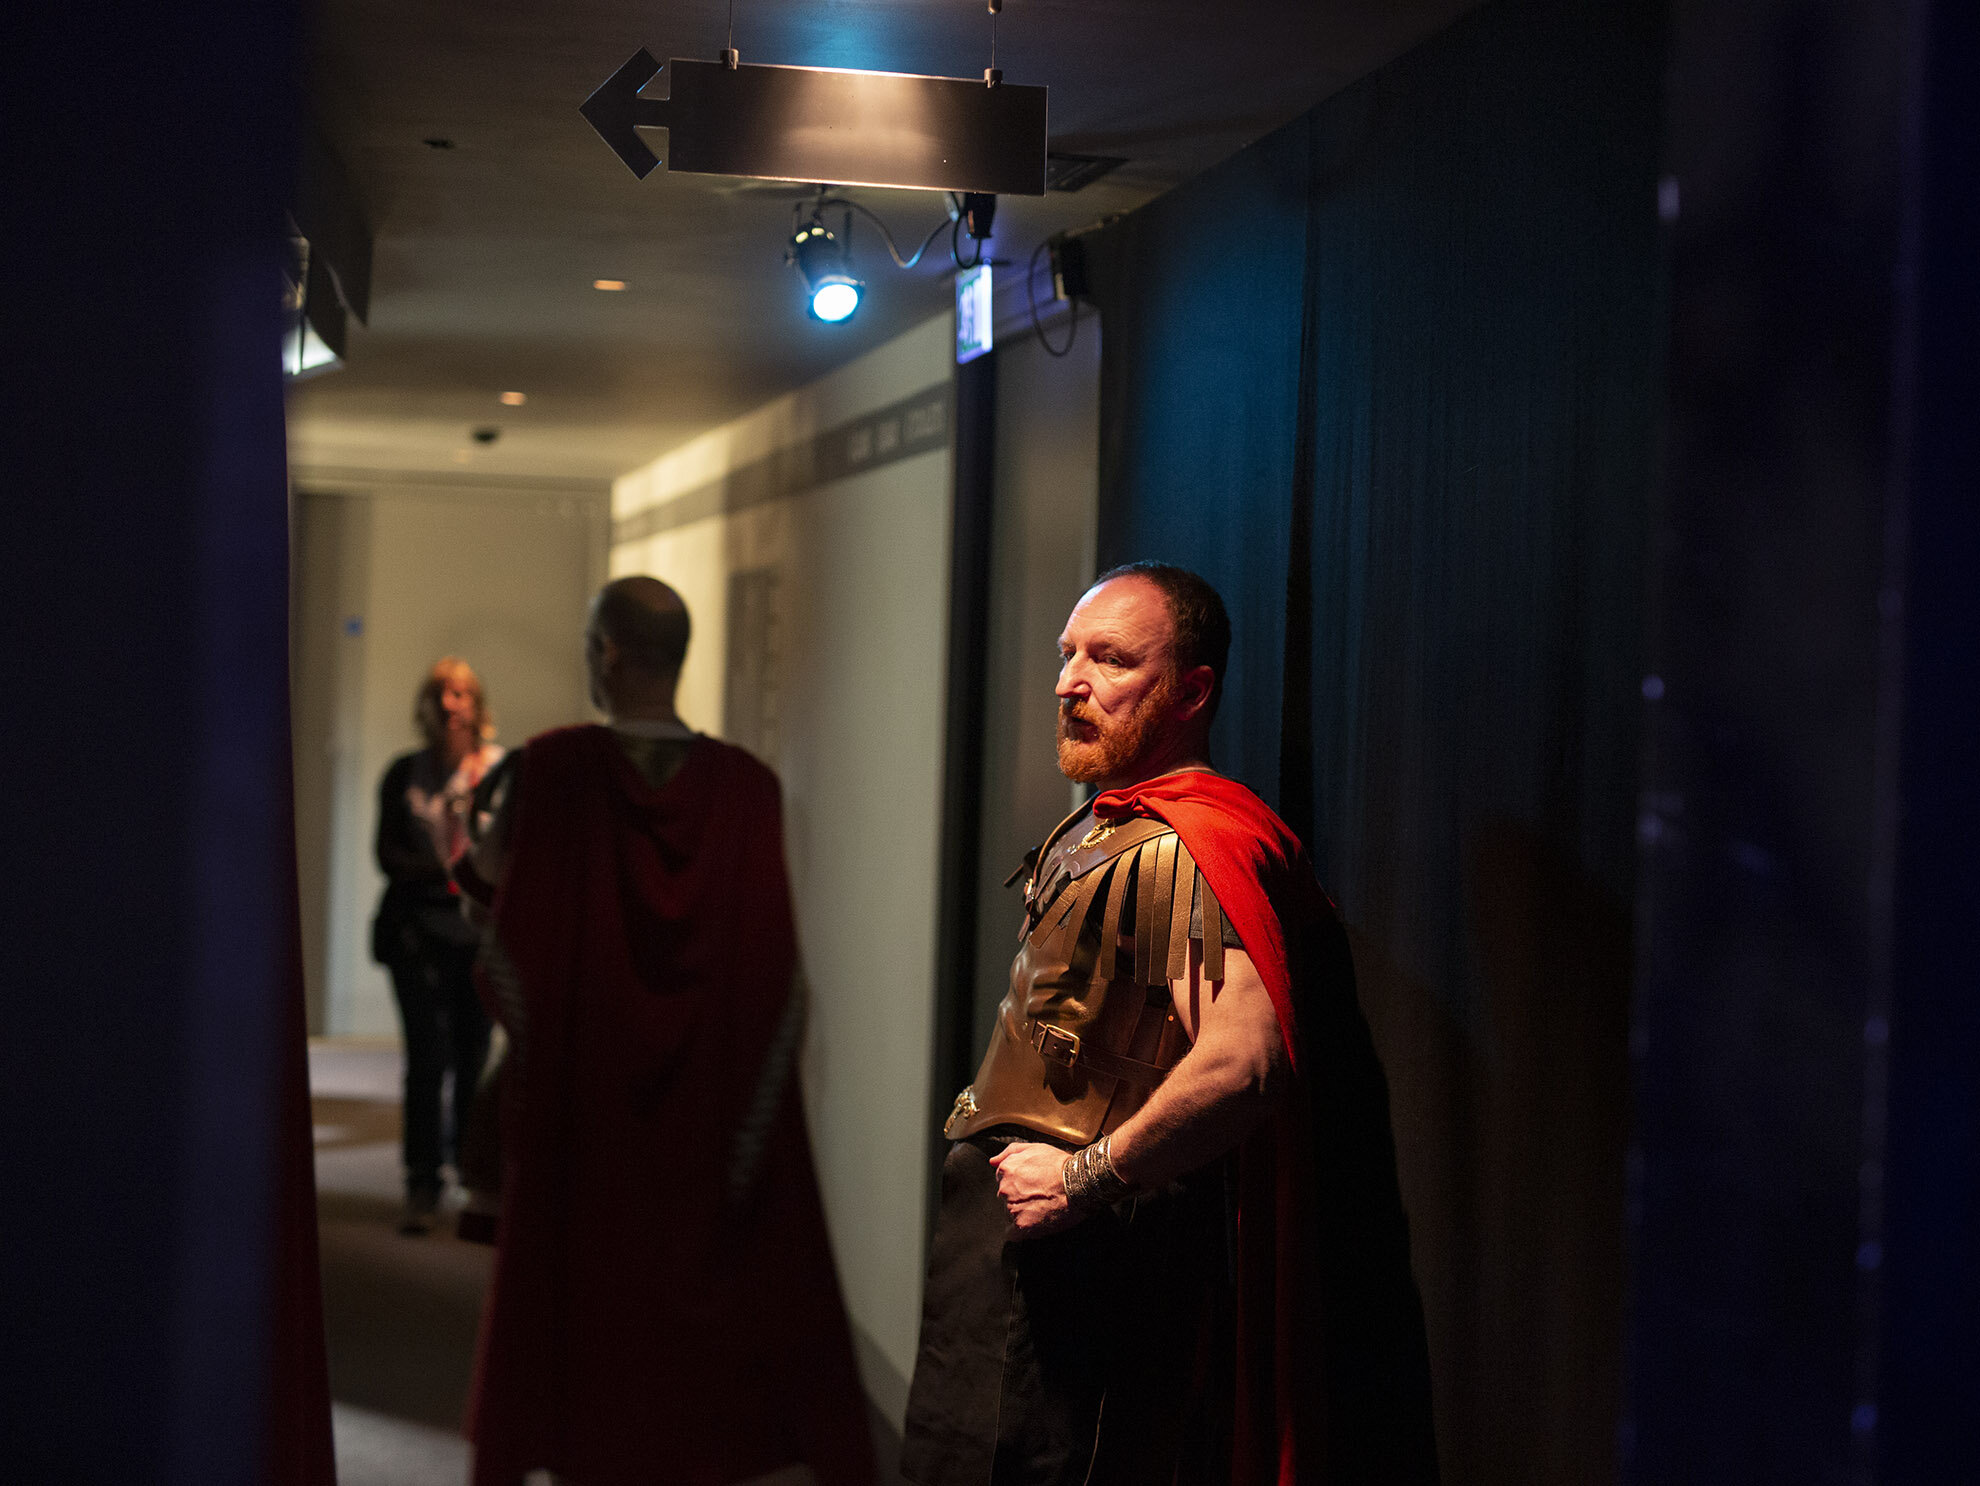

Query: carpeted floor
[{"left": 311, "top": 1040, "right": 814, "bottom": 1486}]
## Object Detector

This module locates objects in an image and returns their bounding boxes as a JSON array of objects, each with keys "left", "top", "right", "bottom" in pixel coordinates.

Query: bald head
[
  {"left": 586, "top": 576, "right": 692, "bottom": 720},
  {"left": 592, "top": 576, "right": 690, "bottom": 679}
]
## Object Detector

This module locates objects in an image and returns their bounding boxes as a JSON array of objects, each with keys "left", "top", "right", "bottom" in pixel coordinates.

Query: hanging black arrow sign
[{"left": 581, "top": 51, "right": 1048, "bottom": 195}]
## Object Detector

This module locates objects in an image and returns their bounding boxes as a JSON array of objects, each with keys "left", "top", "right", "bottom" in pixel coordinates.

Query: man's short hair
[
  {"left": 1095, "top": 561, "right": 1232, "bottom": 722},
  {"left": 595, "top": 577, "right": 691, "bottom": 677}
]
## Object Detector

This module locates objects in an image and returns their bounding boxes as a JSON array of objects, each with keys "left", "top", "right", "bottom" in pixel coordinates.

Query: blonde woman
[{"left": 370, "top": 658, "right": 503, "bottom": 1234}]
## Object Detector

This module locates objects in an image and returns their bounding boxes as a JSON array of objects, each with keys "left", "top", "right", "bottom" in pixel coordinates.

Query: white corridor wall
[
  {"left": 291, "top": 475, "right": 610, "bottom": 1038},
  {"left": 611, "top": 311, "right": 956, "bottom": 1430}
]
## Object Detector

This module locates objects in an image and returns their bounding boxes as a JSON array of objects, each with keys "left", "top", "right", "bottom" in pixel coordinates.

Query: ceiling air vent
[{"left": 1044, "top": 152, "right": 1127, "bottom": 193}]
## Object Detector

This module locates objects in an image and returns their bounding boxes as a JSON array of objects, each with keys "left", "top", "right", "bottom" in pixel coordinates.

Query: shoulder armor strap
[
  {"left": 1167, "top": 839, "right": 1197, "bottom": 983},
  {"left": 1199, "top": 873, "right": 1226, "bottom": 983},
  {"left": 1023, "top": 797, "right": 1099, "bottom": 902},
  {"left": 1090, "top": 833, "right": 1179, "bottom": 987},
  {"left": 1148, "top": 834, "right": 1182, "bottom": 985},
  {"left": 1096, "top": 845, "right": 1136, "bottom": 981},
  {"left": 1086, "top": 832, "right": 1235, "bottom": 986},
  {"left": 1037, "top": 855, "right": 1115, "bottom": 964},
  {"left": 1112, "top": 833, "right": 1187, "bottom": 986},
  {"left": 1130, "top": 836, "right": 1158, "bottom": 983}
]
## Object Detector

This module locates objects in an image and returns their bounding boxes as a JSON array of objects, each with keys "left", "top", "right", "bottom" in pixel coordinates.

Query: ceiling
[{"left": 288, "top": 0, "right": 1479, "bottom": 483}]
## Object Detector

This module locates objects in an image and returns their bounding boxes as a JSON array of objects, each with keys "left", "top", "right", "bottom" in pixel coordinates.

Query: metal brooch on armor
[
  {"left": 942, "top": 1086, "right": 979, "bottom": 1138},
  {"left": 1075, "top": 819, "right": 1121, "bottom": 850}
]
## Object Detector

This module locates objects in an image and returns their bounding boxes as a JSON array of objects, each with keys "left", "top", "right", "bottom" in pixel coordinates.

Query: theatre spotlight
[{"left": 789, "top": 209, "right": 863, "bottom": 323}]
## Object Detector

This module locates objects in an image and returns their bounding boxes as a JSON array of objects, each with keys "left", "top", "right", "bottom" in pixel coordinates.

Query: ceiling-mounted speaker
[
  {"left": 1048, "top": 233, "right": 1089, "bottom": 303},
  {"left": 582, "top": 51, "right": 1048, "bottom": 196}
]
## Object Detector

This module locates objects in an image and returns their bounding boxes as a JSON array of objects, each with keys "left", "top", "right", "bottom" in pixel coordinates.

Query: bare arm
[
  {"left": 1109, "top": 947, "right": 1285, "bottom": 1186},
  {"left": 456, "top": 761, "right": 518, "bottom": 927},
  {"left": 991, "top": 946, "right": 1289, "bottom": 1236},
  {"left": 468, "top": 765, "right": 517, "bottom": 886}
]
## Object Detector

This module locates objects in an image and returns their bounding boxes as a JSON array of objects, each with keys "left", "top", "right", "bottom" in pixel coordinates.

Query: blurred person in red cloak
[
  {"left": 456, "top": 575, "right": 873, "bottom": 1486},
  {"left": 900, "top": 563, "right": 1438, "bottom": 1485}
]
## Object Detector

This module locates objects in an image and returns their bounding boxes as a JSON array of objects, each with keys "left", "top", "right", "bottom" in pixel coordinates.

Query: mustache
[{"left": 1058, "top": 697, "right": 1095, "bottom": 726}]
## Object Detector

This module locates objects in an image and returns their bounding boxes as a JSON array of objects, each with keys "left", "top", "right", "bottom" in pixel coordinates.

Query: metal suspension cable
[{"left": 1028, "top": 238, "right": 1078, "bottom": 357}]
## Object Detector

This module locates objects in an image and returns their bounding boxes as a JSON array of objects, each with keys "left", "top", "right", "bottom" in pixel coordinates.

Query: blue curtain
[
  {"left": 1086, "top": 2, "right": 1663, "bottom": 1480},
  {"left": 0, "top": 2, "right": 333, "bottom": 1479}
]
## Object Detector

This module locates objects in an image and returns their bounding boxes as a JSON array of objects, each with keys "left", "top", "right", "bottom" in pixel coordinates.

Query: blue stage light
[
  {"left": 790, "top": 211, "right": 863, "bottom": 323},
  {"left": 809, "top": 276, "right": 862, "bottom": 322}
]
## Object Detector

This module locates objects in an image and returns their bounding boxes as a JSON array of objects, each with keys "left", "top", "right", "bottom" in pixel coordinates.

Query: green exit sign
[{"left": 956, "top": 264, "right": 993, "bottom": 364}]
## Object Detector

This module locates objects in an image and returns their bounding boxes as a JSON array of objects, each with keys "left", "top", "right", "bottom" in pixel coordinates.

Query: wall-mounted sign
[
  {"left": 956, "top": 264, "right": 994, "bottom": 365},
  {"left": 582, "top": 52, "right": 1048, "bottom": 195}
]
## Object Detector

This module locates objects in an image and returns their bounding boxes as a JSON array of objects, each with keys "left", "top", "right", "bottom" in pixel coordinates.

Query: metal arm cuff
[{"left": 1061, "top": 1135, "right": 1133, "bottom": 1208}]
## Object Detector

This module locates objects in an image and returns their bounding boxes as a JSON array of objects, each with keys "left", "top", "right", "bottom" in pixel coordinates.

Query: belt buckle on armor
[{"left": 1030, "top": 1022, "right": 1082, "bottom": 1068}]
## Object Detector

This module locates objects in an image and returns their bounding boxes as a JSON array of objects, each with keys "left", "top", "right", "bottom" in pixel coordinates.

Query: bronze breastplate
[{"left": 944, "top": 808, "right": 1230, "bottom": 1145}]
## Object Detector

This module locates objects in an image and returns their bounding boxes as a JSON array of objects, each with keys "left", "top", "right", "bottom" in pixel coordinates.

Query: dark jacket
[{"left": 371, "top": 749, "right": 478, "bottom": 961}]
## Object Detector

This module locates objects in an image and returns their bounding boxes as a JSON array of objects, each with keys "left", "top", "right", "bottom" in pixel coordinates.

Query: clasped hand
[{"left": 988, "top": 1141, "right": 1085, "bottom": 1238}]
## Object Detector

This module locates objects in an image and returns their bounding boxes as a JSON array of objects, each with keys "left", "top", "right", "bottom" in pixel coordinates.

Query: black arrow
[{"left": 579, "top": 49, "right": 675, "bottom": 179}]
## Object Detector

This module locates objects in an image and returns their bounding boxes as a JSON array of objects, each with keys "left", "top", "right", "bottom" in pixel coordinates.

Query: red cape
[
  {"left": 1093, "top": 771, "right": 1439, "bottom": 1485},
  {"left": 467, "top": 726, "right": 873, "bottom": 1486}
]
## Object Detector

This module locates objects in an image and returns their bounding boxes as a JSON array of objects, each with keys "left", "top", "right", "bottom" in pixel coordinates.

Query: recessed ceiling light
[
  {"left": 592, "top": 279, "right": 627, "bottom": 291},
  {"left": 499, "top": 391, "right": 527, "bottom": 406}
]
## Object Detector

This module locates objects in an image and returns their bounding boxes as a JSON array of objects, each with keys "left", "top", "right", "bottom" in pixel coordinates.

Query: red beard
[{"left": 1056, "top": 670, "right": 1181, "bottom": 784}]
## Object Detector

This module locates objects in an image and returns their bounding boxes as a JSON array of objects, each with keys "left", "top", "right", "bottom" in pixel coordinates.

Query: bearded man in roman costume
[{"left": 901, "top": 562, "right": 1438, "bottom": 1486}]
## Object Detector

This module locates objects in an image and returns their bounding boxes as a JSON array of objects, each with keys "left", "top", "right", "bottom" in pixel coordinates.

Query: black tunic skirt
[{"left": 900, "top": 1130, "right": 1234, "bottom": 1486}]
